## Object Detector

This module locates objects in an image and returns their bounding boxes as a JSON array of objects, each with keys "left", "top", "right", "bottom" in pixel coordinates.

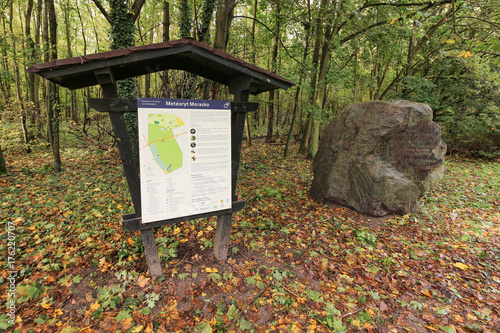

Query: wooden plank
[
  {"left": 89, "top": 98, "right": 136, "bottom": 112},
  {"left": 123, "top": 208, "right": 231, "bottom": 231},
  {"left": 89, "top": 98, "right": 257, "bottom": 114},
  {"left": 231, "top": 102, "right": 258, "bottom": 113},
  {"left": 121, "top": 201, "right": 246, "bottom": 232},
  {"left": 140, "top": 229, "right": 163, "bottom": 277},
  {"left": 213, "top": 213, "right": 232, "bottom": 260}
]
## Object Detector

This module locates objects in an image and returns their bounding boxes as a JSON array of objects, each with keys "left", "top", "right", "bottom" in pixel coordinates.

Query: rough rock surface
[{"left": 310, "top": 100, "right": 446, "bottom": 216}]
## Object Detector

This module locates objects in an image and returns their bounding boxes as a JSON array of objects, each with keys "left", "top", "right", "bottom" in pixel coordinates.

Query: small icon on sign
[{"left": 223, "top": 102, "right": 230, "bottom": 109}]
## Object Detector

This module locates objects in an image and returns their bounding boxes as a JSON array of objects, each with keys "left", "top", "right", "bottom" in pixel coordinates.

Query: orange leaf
[
  {"left": 138, "top": 275, "right": 150, "bottom": 288},
  {"left": 90, "top": 301, "right": 101, "bottom": 312}
]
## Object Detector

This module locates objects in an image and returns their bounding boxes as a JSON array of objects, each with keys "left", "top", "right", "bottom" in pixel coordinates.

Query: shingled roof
[{"left": 27, "top": 38, "right": 294, "bottom": 94}]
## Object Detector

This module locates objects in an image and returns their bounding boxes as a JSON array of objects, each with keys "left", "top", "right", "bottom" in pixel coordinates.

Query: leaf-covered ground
[{"left": 1, "top": 141, "right": 499, "bottom": 332}]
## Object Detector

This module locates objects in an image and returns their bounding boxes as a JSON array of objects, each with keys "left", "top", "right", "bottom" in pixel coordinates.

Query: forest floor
[{"left": 0, "top": 140, "right": 499, "bottom": 333}]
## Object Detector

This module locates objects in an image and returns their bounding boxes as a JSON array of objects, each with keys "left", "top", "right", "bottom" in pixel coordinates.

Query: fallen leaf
[
  {"left": 121, "top": 317, "right": 134, "bottom": 331},
  {"left": 41, "top": 300, "right": 52, "bottom": 309},
  {"left": 454, "top": 262, "right": 469, "bottom": 271},
  {"left": 90, "top": 301, "right": 100, "bottom": 312},
  {"left": 380, "top": 301, "right": 389, "bottom": 312},
  {"left": 138, "top": 275, "right": 150, "bottom": 288}
]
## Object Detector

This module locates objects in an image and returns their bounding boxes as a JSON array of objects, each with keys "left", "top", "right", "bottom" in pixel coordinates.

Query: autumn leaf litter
[{"left": 0, "top": 141, "right": 499, "bottom": 332}]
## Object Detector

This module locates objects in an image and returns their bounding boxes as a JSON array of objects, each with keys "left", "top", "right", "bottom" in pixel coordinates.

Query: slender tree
[
  {"left": 266, "top": 0, "right": 280, "bottom": 143},
  {"left": 45, "top": 0, "right": 62, "bottom": 172}
]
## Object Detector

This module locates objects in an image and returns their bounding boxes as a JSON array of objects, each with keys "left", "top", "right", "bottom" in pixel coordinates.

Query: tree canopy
[{"left": 0, "top": 0, "right": 498, "bottom": 166}]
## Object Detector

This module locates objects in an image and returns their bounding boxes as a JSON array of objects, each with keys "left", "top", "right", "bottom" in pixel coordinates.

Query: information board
[{"left": 138, "top": 98, "right": 232, "bottom": 223}]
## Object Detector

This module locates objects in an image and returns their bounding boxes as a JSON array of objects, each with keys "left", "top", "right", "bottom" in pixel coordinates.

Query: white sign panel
[{"left": 138, "top": 98, "right": 232, "bottom": 223}]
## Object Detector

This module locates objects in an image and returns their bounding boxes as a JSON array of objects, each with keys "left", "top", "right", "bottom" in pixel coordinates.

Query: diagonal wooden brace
[{"left": 94, "top": 68, "right": 162, "bottom": 277}]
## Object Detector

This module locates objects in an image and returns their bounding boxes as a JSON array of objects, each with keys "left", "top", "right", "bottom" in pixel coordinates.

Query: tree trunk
[
  {"left": 103, "top": 0, "right": 146, "bottom": 161},
  {"left": 299, "top": 0, "right": 325, "bottom": 154},
  {"left": 308, "top": 23, "right": 334, "bottom": 159},
  {"left": 0, "top": 145, "right": 7, "bottom": 175},
  {"left": 211, "top": 0, "right": 235, "bottom": 98},
  {"left": 197, "top": 0, "right": 217, "bottom": 43},
  {"left": 284, "top": 0, "right": 311, "bottom": 158},
  {"left": 266, "top": 0, "right": 280, "bottom": 144},
  {"left": 46, "top": 0, "right": 61, "bottom": 172},
  {"left": 213, "top": 0, "right": 235, "bottom": 51},
  {"left": 179, "top": 0, "right": 192, "bottom": 38},
  {"left": 248, "top": 0, "right": 259, "bottom": 139},
  {"left": 25, "top": 0, "right": 40, "bottom": 127},
  {"left": 161, "top": 0, "right": 170, "bottom": 98},
  {"left": 9, "top": 2, "right": 30, "bottom": 153},
  {"left": 62, "top": 0, "right": 78, "bottom": 123}
]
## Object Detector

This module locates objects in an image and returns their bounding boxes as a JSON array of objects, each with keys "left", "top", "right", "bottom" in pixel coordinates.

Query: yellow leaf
[
  {"left": 457, "top": 50, "right": 472, "bottom": 58},
  {"left": 445, "top": 39, "right": 455, "bottom": 44},
  {"left": 180, "top": 238, "right": 189, "bottom": 243},
  {"left": 173, "top": 227, "right": 181, "bottom": 235},
  {"left": 389, "top": 17, "right": 399, "bottom": 25},
  {"left": 205, "top": 267, "right": 218, "bottom": 273},
  {"left": 351, "top": 319, "right": 362, "bottom": 327},
  {"left": 90, "top": 301, "right": 101, "bottom": 312},
  {"left": 297, "top": 297, "right": 307, "bottom": 304},
  {"left": 41, "top": 300, "right": 52, "bottom": 309},
  {"left": 131, "top": 325, "right": 144, "bottom": 333},
  {"left": 14, "top": 217, "right": 24, "bottom": 223},
  {"left": 33, "top": 234, "right": 39, "bottom": 240},
  {"left": 53, "top": 308, "right": 64, "bottom": 317},
  {"left": 421, "top": 289, "right": 433, "bottom": 297},
  {"left": 454, "top": 262, "right": 469, "bottom": 270},
  {"left": 127, "top": 238, "right": 135, "bottom": 246}
]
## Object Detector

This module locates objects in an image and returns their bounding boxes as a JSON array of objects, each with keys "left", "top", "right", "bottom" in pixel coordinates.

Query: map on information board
[{"left": 138, "top": 98, "right": 232, "bottom": 223}]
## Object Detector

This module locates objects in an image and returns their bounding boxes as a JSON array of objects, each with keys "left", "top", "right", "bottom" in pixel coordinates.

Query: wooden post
[
  {"left": 94, "top": 68, "right": 163, "bottom": 277},
  {"left": 214, "top": 78, "right": 252, "bottom": 260}
]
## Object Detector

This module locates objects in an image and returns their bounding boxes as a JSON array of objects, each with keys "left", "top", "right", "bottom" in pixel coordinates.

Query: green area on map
[{"left": 147, "top": 113, "right": 185, "bottom": 174}]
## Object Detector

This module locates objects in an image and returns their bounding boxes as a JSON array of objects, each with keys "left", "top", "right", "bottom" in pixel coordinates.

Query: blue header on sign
[{"left": 138, "top": 98, "right": 230, "bottom": 110}]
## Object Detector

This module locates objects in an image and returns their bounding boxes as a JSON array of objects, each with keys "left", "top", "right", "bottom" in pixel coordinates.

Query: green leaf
[
  {"left": 0, "top": 314, "right": 13, "bottom": 330},
  {"left": 238, "top": 317, "right": 252, "bottom": 331},
  {"left": 226, "top": 304, "right": 240, "bottom": 320},
  {"left": 115, "top": 310, "right": 130, "bottom": 322}
]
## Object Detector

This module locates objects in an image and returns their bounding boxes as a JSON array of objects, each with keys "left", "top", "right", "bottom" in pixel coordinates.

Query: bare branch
[{"left": 91, "top": 0, "right": 112, "bottom": 25}]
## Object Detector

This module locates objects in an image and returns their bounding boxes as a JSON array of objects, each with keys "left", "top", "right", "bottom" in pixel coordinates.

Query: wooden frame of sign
[{"left": 27, "top": 38, "right": 294, "bottom": 277}]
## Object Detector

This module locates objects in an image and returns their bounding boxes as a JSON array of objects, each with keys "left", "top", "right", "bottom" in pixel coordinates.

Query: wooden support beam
[
  {"left": 94, "top": 68, "right": 163, "bottom": 277},
  {"left": 214, "top": 214, "right": 232, "bottom": 260},
  {"left": 214, "top": 77, "right": 253, "bottom": 260},
  {"left": 140, "top": 229, "right": 163, "bottom": 277},
  {"left": 88, "top": 98, "right": 258, "bottom": 114}
]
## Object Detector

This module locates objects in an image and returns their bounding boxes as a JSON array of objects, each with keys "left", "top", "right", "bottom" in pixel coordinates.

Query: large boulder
[{"left": 310, "top": 100, "right": 446, "bottom": 216}]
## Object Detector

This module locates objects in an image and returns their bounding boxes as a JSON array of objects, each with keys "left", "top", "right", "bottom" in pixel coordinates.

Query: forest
[
  {"left": 0, "top": 0, "right": 499, "bottom": 332},
  {"left": 0, "top": 0, "right": 499, "bottom": 170}
]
